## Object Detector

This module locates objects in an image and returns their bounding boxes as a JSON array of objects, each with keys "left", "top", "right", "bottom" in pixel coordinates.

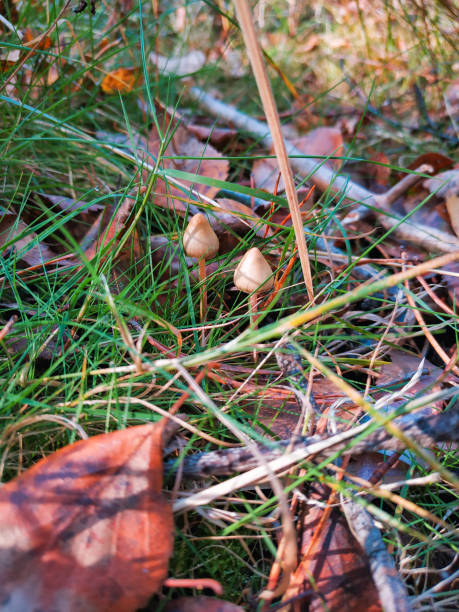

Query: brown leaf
[
  {"left": 0, "top": 215, "right": 58, "bottom": 266},
  {"left": 83, "top": 198, "right": 138, "bottom": 261},
  {"left": 145, "top": 109, "right": 228, "bottom": 212},
  {"left": 101, "top": 67, "right": 136, "bottom": 94},
  {"left": 36, "top": 193, "right": 105, "bottom": 213},
  {"left": 0, "top": 421, "right": 173, "bottom": 612},
  {"left": 251, "top": 127, "right": 343, "bottom": 193},
  {"left": 164, "top": 597, "right": 244, "bottom": 612},
  {"left": 285, "top": 486, "right": 381, "bottom": 611},
  {"left": 213, "top": 198, "right": 273, "bottom": 238},
  {"left": 406, "top": 152, "right": 453, "bottom": 176}
]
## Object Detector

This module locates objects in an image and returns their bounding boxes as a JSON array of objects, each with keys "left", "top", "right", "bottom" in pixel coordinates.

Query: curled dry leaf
[
  {"left": 251, "top": 127, "right": 344, "bottom": 193},
  {"left": 101, "top": 67, "right": 136, "bottom": 94},
  {"left": 406, "top": 152, "right": 453, "bottom": 176},
  {"left": 0, "top": 421, "right": 173, "bottom": 612}
]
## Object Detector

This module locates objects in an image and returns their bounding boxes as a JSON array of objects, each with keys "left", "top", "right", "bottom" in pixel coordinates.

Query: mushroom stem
[
  {"left": 199, "top": 257, "right": 207, "bottom": 343},
  {"left": 249, "top": 292, "right": 258, "bottom": 329}
]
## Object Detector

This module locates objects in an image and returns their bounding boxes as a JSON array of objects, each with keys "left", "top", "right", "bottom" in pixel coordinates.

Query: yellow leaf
[{"left": 101, "top": 68, "right": 136, "bottom": 94}]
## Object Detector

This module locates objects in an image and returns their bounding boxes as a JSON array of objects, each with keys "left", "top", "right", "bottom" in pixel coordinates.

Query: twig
[
  {"left": 166, "top": 401, "right": 459, "bottom": 481},
  {"left": 342, "top": 497, "right": 413, "bottom": 612},
  {"left": 234, "top": 0, "right": 313, "bottom": 302},
  {"left": 187, "top": 88, "right": 459, "bottom": 253}
]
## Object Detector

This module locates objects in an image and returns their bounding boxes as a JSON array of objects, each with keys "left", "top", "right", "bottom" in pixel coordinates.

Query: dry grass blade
[{"left": 233, "top": 0, "right": 314, "bottom": 302}]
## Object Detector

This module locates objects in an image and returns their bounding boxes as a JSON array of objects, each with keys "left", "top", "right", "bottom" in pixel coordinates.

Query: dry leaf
[
  {"left": 445, "top": 78, "right": 459, "bottom": 117},
  {"left": 144, "top": 108, "right": 228, "bottom": 212},
  {"left": 101, "top": 67, "right": 136, "bottom": 94},
  {"left": 0, "top": 215, "right": 58, "bottom": 266},
  {"left": 150, "top": 50, "right": 206, "bottom": 76},
  {"left": 47, "top": 62, "right": 60, "bottom": 86},
  {"left": 407, "top": 152, "right": 453, "bottom": 176},
  {"left": 284, "top": 485, "right": 381, "bottom": 611},
  {"left": 0, "top": 421, "right": 173, "bottom": 612},
  {"left": 252, "top": 127, "right": 343, "bottom": 193}
]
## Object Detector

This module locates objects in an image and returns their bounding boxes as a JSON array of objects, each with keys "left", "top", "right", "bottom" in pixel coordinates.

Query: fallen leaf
[
  {"left": 284, "top": 485, "right": 381, "bottom": 611},
  {"left": 252, "top": 127, "right": 343, "bottom": 193},
  {"left": 144, "top": 108, "right": 228, "bottom": 213},
  {"left": 101, "top": 67, "right": 136, "bottom": 94},
  {"left": 47, "top": 62, "right": 60, "bottom": 86},
  {"left": 83, "top": 199, "right": 127, "bottom": 259},
  {"left": 23, "top": 28, "right": 52, "bottom": 50},
  {"left": 212, "top": 198, "right": 273, "bottom": 238},
  {"left": 150, "top": 50, "right": 206, "bottom": 76},
  {"left": 0, "top": 214, "right": 58, "bottom": 267},
  {"left": 406, "top": 152, "right": 453, "bottom": 176},
  {"left": 445, "top": 78, "right": 459, "bottom": 117},
  {"left": 0, "top": 421, "right": 173, "bottom": 612},
  {"left": 36, "top": 193, "right": 105, "bottom": 213}
]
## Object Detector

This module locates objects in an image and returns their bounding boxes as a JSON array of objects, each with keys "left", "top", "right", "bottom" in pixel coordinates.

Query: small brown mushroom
[
  {"left": 183, "top": 213, "right": 219, "bottom": 343},
  {"left": 234, "top": 247, "right": 273, "bottom": 328}
]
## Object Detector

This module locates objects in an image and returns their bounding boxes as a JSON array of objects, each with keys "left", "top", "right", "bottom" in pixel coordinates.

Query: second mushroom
[
  {"left": 183, "top": 213, "right": 219, "bottom": 342},
  {"left": 234, "top": 247, "right": 274, "bottom": 328}
]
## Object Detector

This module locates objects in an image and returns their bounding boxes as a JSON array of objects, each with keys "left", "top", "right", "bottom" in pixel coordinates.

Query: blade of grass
[{"left": 233, "top": 0, "right": 314, "bottom": 302}]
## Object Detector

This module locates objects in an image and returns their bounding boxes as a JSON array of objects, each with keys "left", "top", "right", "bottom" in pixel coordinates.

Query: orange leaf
[
  {"left": 0, "top": 421, "right": 173, "bottom": 612},
  {"left": 101, "top": 68, "right": 136, "bottom": 94},
  {"left": 284, "top": 486, "right": 381, "bottom": 611}
]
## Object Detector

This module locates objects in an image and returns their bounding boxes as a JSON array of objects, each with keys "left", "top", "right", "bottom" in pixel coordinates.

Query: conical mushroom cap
[
  {"left": 234, "top": 247, "right": 274, "bottom": 294},
  {"left": 183, "top": 213, "right": 219, "bottom": 259}
]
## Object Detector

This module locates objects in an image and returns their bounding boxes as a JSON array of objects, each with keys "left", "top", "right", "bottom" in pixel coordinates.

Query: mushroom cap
[
  {"left": 234, "top": 247, "right": 274, "bottom": 294},
  {"left": 183, "top": 213, "right": 219, "bottom": 259}
]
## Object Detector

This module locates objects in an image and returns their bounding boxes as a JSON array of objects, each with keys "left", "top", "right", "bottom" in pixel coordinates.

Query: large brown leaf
[
  {"left": 0, "top": 421, "right": 173, "bottom": 612},
  {"left": 284, "top": 485, "right": 381, "bottom": 612}
]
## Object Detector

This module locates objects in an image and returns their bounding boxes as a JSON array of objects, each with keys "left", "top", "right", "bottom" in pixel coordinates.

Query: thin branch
[
  {"left": 342, "top": 497, "right": 413, "bottom": 612},
  {"left": 167, "top": 401, "right": 459, "bottom": 482}
]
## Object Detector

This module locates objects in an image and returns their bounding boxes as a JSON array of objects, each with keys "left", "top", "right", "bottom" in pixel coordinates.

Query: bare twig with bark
[
  {"left": 166, "top": 402, "right": 459, "bottom": 480},
  {"left": 342, "top": 498, "right": 413, "bottom": 612}
]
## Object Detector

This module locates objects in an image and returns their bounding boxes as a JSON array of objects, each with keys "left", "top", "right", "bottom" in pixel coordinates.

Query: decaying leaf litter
[{"left": 0, "top": 0, "right": 458, "bottom": 610}]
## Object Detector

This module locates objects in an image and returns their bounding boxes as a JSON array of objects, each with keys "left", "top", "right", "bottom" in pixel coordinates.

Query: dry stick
[
  {"left": 233, "top": 0, "right": 314, "bottom": 302},
  {"left": 168, "top": 400, "right": 459, "bottom": 483},
  {"left": 341, "top": 496, "right": 413, "bottom": 612},
  {"left": 187, "top": 87, "right": 459, "bottom": 254}
]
